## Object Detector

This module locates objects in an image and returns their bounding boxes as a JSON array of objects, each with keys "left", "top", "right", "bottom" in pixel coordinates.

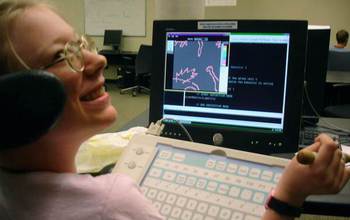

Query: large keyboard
[
  {"left": 300, "top": 126, "right": 350, "bottom": 146},
  {"left": 113, "top": 134, "right": 289, "bottom": 220}
]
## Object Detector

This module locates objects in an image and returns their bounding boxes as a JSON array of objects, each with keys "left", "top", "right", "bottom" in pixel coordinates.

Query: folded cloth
[{"left": 75, "top": 127, "right": 147, "bottom": 173}]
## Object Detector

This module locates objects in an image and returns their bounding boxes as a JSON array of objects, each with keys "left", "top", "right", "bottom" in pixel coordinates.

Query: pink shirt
[{"left": 0, "top": 170, "right": 164, "bottom": 220}]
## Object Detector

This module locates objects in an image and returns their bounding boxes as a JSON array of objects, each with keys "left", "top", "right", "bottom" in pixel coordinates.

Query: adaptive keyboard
[{"left": 113, "top": 134, "right": 289, "bottom": 220}]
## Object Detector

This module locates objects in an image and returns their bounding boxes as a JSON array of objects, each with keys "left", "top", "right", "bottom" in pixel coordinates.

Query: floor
[{"left": 101, "top": 81, "right": 150, "bottom": 133}]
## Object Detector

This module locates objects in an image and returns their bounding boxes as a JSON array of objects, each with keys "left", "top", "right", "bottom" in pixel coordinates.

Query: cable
[
  {"left": 146, "top": 117, "right": 194, "bottom": 142},
  {"left": 303, "top": 84, "right": 350, "bottom": 134}
]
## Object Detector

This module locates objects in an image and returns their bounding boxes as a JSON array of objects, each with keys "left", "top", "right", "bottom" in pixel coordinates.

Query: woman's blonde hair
[{"left": 0, "top": 0, "right": 54, "bottom": 75}]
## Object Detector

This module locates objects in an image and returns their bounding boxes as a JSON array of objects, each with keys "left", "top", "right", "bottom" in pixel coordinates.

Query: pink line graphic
[
  {"left": 205, "top": 65, "right": 219, "bottom": 92},
  {"left": 197, "top": 40, "right": 204, "bottom": 57}
]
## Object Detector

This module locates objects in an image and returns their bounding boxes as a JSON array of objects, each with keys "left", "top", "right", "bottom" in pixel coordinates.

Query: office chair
[
  {"left": 120, "top": 44, "right": 152, "bottom": 96},
  {"left": 0, "top": 70, "right": 66, "bottom": 149},
  {"left": 327, "top": 50, "right": 350, "bottom": 71},
  {"left": 118, "top": 55, "right": 136, "bottom": 89},
  {"left": 323, "top": 49, "right": 350, "bottom": 118}
]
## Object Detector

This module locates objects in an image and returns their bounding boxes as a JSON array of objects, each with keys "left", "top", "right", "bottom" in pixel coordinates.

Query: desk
[
  {"left": 99, "top": 50, "right": 137, "bottom": 85},
  {"left": 327, "top": 70, "right": 350, "bottom": 83},
  {"left": 99, "top": 50, "right": 137, "bottom": 66}
]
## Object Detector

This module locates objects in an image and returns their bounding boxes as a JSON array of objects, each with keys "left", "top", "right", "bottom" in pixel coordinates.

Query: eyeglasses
[
  {"left": 9, "top": 34, "right": 97, "bottom": 73},
  {"left": 41, "top": 35, "right": 98, "bottom": 73}
]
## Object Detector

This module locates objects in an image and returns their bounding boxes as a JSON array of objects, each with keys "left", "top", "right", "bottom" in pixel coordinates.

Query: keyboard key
[
  {"left": 193, "top": 213, "right": 204, "bottom": 220},
  {"left": 166, "top": 193, "right": 177, "bottom": 204},
  {"left": 147, "top": 189, "right": 157, "bottom": 199},
  {"left": 156, "top": 191, "right": 167, "bottom": 201},
  {"left": 240, "top": 189, "right": 253, "bottom": 200},
  {"left": 170, "top": 207, "right": 182, "bottom": 218},
  {"left": 207, "top": 181, "right": 218, "bottom": 191},
  {"left": 261, "top": 170, "right": 273, "bottom": 181},
  {"left": 216, "top": 161, "right": 227, "bottom": 171},
  {"left": 253, "top": 192, "right": 265, "bottom": 204},
  {"left": 186, "top": 176, "right": 197, "bottom": 186},
  {"left": 172, "top": 153, "right": 186, "bottom": 162},
  {"left": 227, "top": 163, "right": 238, "bottom": 173},
  {"left": 206, "top": 159, "right": 216, "bottom": 169},
  {"left": 181, "top": 210, "right": 193, "bottom": 220},
  {"left": 153, "top": 201, "right": 161, "bottom": 210},
  {"left": 249, "top": 168, "right": 261, "bottom": 178},
  {"left": 176, "top": 174, "right": 186, "bottom": 184},
  {"left": 238, "top": 166, "right": 249, "bottom": 176},
  {"left": 176, "top": 196, "right": 187, "bottom": 207},
  {"left": 160, "top": 204, "right": 172, "bottom": 215},
  {"left": 231, "top": 211, "right": 244, "bottom": 220},
  {"left": 196, "top": 179, "right": 207, "bottom": 189},
  {"left": 186, "top": 199, "right": 198, "bottom": 210},
  {"left": 149, "top": 168, "right": 162, "bottom": 178},
  {"left": 159, "top": 150, "right": 172, "bottom": 159},
  {"left": 208, "top": 205, "right": 220, "bottom": 217},
  {"left": 163, "top": 171, "right": 176, "bottom": 181},
  {"left": 229, "top": 186, "right": 241, "bottom": 197},
  {"left": 197, "top": 202, "right": 208, "bottom": 213},
  {"left": 219, "top": 208, "right": 232, "bottom": 219},
  {"left": 218, "top": 183, "right": 229, "bottom": 194}
]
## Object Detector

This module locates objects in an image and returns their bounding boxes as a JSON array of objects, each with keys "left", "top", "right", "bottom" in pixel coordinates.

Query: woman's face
[{"left": 9, "top": 6, "right": 117, "bottom": 140}]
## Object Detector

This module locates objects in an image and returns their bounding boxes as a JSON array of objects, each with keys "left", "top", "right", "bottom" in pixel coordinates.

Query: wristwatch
[{"left": 265, "top": 189, "right": 303, "bottom": 217}]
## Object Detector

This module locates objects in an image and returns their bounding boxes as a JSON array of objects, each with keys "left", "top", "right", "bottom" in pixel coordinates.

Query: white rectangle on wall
[
  {"left": 155, "top": 0, "right": 204, "bottom": 19},
  {"left": 205, "top": 0, "right": 236, "bottom": 6},
  {"left": 84, "top": 0, "right": 145, "bottom": 36}
]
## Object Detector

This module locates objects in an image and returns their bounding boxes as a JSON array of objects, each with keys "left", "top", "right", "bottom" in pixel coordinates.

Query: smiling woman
[
  {"left": 0, "top": 1, "right": 349, "bottom": 220},
  {"left": 0, "top": 1, "right": 162, "bottom": 220}
]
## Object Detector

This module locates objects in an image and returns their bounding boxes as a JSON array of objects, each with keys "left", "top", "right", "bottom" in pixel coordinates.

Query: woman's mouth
[{"left": 80, "top": 86, "right": 105, "bottom": 101}]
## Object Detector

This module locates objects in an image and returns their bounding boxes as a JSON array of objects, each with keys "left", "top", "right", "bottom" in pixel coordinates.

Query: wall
[
  {"left": 205, "top": 0, "right": 350, "bottom": 46},
  {"left": 44, "top": 0, "right": 155, "bottom": 52},
  {"left": 3, "top": 0, "right": 350, "bottom": 50}
]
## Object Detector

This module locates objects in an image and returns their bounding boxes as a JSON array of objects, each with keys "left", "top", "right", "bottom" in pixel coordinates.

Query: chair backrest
[
  {"left": 135, "top": 44, "right": 152, "bottom": 75},
  {"left": 327, "top": 49, "right": 350, "bottom": 71}
]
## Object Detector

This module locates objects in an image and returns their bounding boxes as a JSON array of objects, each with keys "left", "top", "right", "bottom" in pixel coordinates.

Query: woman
[
  {"left": 0, "top": 1, "right": 162, "bottom": 219},
  {"left": 0, "top": 1, "right": 348, "bottom": 220}
]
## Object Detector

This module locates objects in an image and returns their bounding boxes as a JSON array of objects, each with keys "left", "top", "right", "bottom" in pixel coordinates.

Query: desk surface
[
  {"left": 99, "top": 50, "right": 137, "bottom": 56},
  {"left": 317, "top": 117, "right": 350, "bottom": 130},
  {"left": 327, "top": 70, "right": 350, "bottom": 83}
]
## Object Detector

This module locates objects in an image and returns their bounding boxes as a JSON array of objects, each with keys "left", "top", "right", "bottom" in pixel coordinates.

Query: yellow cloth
[{"left": 75, "top": 127, "right": 147, "bottom": 173}]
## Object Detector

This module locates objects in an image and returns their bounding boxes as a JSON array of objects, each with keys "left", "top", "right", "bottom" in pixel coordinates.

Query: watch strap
[{"left": 265, "top": 190, "right": 302, "bottom": 217}]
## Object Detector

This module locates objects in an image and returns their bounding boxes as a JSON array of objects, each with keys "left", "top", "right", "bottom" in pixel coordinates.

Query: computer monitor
[
  {"left": 150, "top": 20, "right": 308, "bottom": 154},
  {"left": 103, "top": 29, "right": 122, "bottom": 51},
  {"left": 302, "top": 25, "right": 330, "bottom": 125}
]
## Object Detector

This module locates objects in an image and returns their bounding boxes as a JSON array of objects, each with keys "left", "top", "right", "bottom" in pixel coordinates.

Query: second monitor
[{"left": 103, "top": 29, "right": 122, "bottom": 51}]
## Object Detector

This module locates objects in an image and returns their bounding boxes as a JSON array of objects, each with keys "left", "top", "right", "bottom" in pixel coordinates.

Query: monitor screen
[
  {"left": 103, "top": 29, "right": 122, "bottom": 48},
  {"left": 302, "top": 25, "right": 330, "bottom": 125},
  {"left": 150, "top": 20, "right": 307, "bottom": 154}
]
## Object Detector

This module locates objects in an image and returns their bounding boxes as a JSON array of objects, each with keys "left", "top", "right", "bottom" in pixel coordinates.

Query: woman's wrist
[{"left": 273, "top": 185, "right": 306, "bottom": 207}]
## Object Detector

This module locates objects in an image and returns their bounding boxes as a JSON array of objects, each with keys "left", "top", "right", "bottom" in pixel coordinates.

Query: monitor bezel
[{"left": 150, "top": 20, "right": 308, "bottom": 154}]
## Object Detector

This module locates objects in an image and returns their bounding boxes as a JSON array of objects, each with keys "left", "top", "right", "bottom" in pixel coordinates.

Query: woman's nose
[{"left": 82, "top": 50, "right": 107, "bottom": 75}]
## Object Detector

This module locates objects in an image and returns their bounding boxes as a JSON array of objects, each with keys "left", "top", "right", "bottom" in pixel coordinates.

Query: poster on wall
[{"left": 84, "top": 0, "right": 146, "bottom": 36}]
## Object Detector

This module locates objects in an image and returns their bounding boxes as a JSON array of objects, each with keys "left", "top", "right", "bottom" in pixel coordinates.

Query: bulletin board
[{"left": 84, "top": 0, "right": 146, "bottom": 36}]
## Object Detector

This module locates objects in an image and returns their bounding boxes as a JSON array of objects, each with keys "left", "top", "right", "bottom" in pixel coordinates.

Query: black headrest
[{"left": 0, "top": 70, "right": 66, "bottom": 149}]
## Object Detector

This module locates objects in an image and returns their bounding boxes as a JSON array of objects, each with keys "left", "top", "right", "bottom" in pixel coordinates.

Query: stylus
[{"left": 296, "top": 149, "right": 350, "bottom": 164}]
